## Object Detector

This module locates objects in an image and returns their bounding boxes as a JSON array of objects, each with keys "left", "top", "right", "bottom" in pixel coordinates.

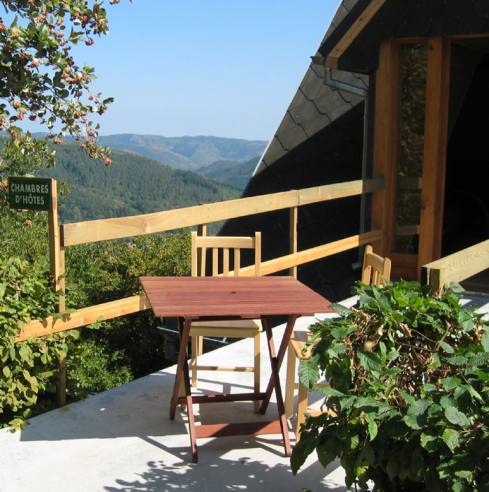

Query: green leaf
[
  {"left": 429, "top": 353, "right": 441, "bottom": 369},
  {"left": 357, "top": 352, "right": 382, "bottom": 372},
  {"left": 331, "top": 303, "right": 352, "bottom": 317},
  {"left": 356, "top": 444, "right": 375, "bottom": 468},
  {"left": 290, "top": 432, "right": 318, "bottom": 475},
  {"left": 441, "top": 428, "right": 460, "bottom": 452},
  {"left": 18, "top": 345, "right": 32, "bottom": 364},
  {"left": 407, "top": 399, "right": 432, "bottom": 416},
  {"left": 316, "top": 437, "right": 340, "bottom": 467},
  {"left": 444, "top": 407, "right": 470, "bottom": 427},
  {"left": 299, "top": 356, "right": 320, "bottom": 389},
  {"left": 330, "top": 326, "right": 349, "bottom": 339},
  {"left": 317, "top": 386, "right": 345, "bottom": 397},
  {"left": 469, "top": 351, "right": 489, "bottom": 367},
  {"left": 367, "top": 418, "right": 378, "bottom": 441},
  {"left": 482, "top": 328, "right": 489, "bottom": 352},
  {"left": 3, "top": 366, "right": 11, "bottom": 378},
  {"left": 420, "top": 433, "right": 439, "bottom": 452},
  {"left": 447, "top": 356, "right": 467, "bottom": 366},
  {"left": 442, "top": 376, "right": 461, "bottom": 391},
  {"left": 403, "top": 414, "right": 422, "bottom": 430},
  {"left": 421, "top": 383, "right": 437, "bottom": 393},
  {"left": 439, "top": 341, "right": 454, "bottom": 354}
]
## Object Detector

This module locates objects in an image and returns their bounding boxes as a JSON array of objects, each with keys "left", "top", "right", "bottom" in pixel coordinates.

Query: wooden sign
[{"left": 8, "top": 176, "right": 52, "bottom": 211}]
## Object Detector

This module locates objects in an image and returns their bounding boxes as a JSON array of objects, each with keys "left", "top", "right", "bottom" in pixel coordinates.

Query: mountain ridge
[
  {"left": 41, "top": 144, "right": 240, "bottom": 223},
  {"left": 96, "top": 133, "right": 267, "bottom": 171}
]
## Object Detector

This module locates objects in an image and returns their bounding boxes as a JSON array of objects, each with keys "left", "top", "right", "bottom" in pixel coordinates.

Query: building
[{"left": 222, "top": 0, "right": 489, "bottom": 298}]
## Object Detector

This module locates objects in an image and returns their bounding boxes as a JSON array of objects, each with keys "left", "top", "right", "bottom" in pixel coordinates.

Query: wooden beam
[
  {"left": 194, "top": 236, "right": 255, "bottom": 249},
  {"left": 15, "top": 294, "right": 150, "bottom": 342},
  {"left": 62, "top": 178, "right": 384, "bottom": 247},
  {"left": 47, "top": 179, "right": 67, "bottom": 407},
  {"left": 237, "top": 230, "right": 382, "bottom": 277},
  {"left": 418, "top": 37, "right": 451, "bottom": 270},
  {"left": 326, "top": 0, "right": 387, "bottom": 68},
  {"left": 422, "top": 239, "right": 489, "bottom": 292},
  {"left": 289, "top": 207, "right": 298, "bottom": 278},
  {"left": 372, "top": 39, "right": 400, "bottom": 257}
]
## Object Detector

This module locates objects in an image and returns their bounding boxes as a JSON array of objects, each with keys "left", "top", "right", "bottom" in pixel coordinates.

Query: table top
[{"left": 140, "top": 276, "right": 332, "bottom": 319}]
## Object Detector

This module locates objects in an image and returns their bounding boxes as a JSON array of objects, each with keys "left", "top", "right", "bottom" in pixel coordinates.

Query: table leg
[
  {"left": 183, "top": 353, "right": 198, "bottom": 463},
  {"left": 260, "top": 316, "right": 292, "bottom": 457},
  {"left": 285, "top": 342, "right": 296, "bottom": 418},
  {"left": 259, "top": 314, "right": 298, "bottom": 415},
  {"left": 169, "top": 317, "right": 192, "bottom": 420}
]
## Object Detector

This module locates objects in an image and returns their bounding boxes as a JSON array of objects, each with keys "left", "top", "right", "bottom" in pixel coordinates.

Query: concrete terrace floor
[
  {"left": 2, "top": 291, "right": 488, "bottom": 492},
  {"left": 0, "top": 307, "right": 354, "bottom": 492}
]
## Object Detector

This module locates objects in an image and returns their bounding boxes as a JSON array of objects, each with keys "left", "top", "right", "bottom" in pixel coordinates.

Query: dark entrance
[{"left": 443, "top": 42, "right": 489, "bottom": 259}]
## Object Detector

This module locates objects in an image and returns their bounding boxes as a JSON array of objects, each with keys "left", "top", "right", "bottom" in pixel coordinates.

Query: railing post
[
  {"left": 48, "top": 179, "right": 67, "bottom": 407},
  {"left": 197, "top": 224, "right": 207, "bottom": 276},
  {"left": 289, "top": 207, "right": 298, "bottom": 278}
]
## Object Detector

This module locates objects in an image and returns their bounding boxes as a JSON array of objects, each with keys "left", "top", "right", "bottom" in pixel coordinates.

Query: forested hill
[
  {"left": 197, "top": 156, "right": 260, "bottom": 191},
  {"left": 42, "top": 144, "right": 240, "bottom": 223},
  {"left": 97, "top": 134, "right": 267, "bottom": 171}
]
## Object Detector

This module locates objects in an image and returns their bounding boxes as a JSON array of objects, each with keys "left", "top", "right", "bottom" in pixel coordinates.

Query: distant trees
[{"left": 0, "top": 0, "right": 120, "bottom": 176}]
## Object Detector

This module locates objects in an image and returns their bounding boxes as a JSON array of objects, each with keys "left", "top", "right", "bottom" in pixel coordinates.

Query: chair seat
[
  {"left": 190, "top": 319, "right": 261, "bottom": 337},
  {"left": 289, "top": 338, "right": 314, "bottom": 360}
]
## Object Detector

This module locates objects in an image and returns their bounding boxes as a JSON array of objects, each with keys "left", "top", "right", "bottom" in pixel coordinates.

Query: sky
[{"left": 60, "top": 0, "right": 337, "bottom": 141}]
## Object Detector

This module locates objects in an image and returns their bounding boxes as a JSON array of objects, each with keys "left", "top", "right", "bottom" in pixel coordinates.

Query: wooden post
[
  {"left": 47, "top": 179, "right": 67, "bottom": 407},
  {"left": 289, "top": 207, "right": 298, "bottom": 278},
  {"left": 197, "top": 224, "right": 207, "bottom": 277},
  {"left": 418, "top": 37, "right": 451, "bottom": 270},
  {"left": 372, "top": 40, "right": 400, "bottom": 257}
]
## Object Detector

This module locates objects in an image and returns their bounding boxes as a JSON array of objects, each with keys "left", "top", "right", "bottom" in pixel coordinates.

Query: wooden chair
[
  {"left": 285, "top": 245, "right": 391, "bottom": 439},
  {"left": 189, "top": 230, "right": 262, "bottom": 410},
  {"left": 361, "top": 244, "right": 392, "bottom": 286}
]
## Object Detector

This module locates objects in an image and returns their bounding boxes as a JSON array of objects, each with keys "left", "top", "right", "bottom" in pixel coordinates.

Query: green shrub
[
  {"left": 0, "top": 256, "right": 75, "bottom": 429},
  {"left": 0, "top": 230, "right": 190, "bottom": 427},
  {"left": 66, "top": 339, "right": 132, "bottom": 399},
  {"left": 65, "top": 232, "right": 190, "bottom": 378},
  {"left": 292, "top": 281, "right": 489, "bottom": 491}
]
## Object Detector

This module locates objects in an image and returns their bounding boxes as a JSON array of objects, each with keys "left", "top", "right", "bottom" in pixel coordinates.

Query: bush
[
  {"left": 66, "top": 339, "right": 132, "bottom": 399},
  {"left": 0, "top": 256, "right": 76, "bottom": 429},
  {"left": 292, "top": 281, "right": 489, "bottom": 491},
  {"left": 65, "top": 232, "right": 190, "bottom": 379}
]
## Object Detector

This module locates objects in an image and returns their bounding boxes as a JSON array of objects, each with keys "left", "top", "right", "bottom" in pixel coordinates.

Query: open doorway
[
  {"left": 443, "top": 41, "right": 489, "bottom": 255},
  {"left": 443, "top": 40, "right": 489, "bottom": 289}
]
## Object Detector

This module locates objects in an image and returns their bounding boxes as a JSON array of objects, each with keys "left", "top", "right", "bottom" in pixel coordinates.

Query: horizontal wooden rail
[
  {"left": 422, "top": 239, "right": 489, "bottom": 292},
  {"left": 16, "top": 294, "right": 150, "bottom": 342},
  {"left": 16, "top": 230, "right": 381, "bottom": 341},
  {"left": 237, "top": 230, "right": 382, "bottom": 277},
  {"left": 62, "top": 178, "right": 384, "bottom": 246}
]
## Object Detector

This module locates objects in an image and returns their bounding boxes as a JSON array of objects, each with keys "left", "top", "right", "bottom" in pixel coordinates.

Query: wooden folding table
[{"left": 140, "top": 276, "right": 332, "bottom": 463}]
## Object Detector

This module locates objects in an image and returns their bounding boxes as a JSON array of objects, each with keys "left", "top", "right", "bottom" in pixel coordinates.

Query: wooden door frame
[
  {"left": 372, "top": 37, "right": 451, "bottom": 278},
  {"left": 418, "top": 37, "right": 451, "bottom": 269}
]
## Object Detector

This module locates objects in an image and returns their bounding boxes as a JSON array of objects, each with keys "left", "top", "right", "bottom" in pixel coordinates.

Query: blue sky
[{"left": 71, "top": 1, "right": 337, "bottom": 141}]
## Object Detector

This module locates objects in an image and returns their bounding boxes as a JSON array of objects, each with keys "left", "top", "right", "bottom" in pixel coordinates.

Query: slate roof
[{"left": 256, "top": 0, "right": 368, "bottom": 173}]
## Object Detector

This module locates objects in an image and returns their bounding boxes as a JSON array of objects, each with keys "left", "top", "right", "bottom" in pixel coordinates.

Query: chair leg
[
  {"left": 285, "top": 343, "right": 296, "bottom": 419},
  {"left": 295, "top": 380, "right": 308, "bottom": 441},
  {"left": 253, "top": 331, "right": 260, "bottom": 413},
  {"left": 191, "top": 336, "right": 198, "bottom": 387}
]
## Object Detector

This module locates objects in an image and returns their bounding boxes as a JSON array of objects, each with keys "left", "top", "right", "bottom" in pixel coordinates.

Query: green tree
[{"left": 0, "top": 0, "right": 120, "bottom": 173}]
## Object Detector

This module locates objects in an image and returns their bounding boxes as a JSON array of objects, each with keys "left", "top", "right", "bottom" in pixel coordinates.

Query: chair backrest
[
  {"left": 361, "top": 245, "right": 391, "bottom": 286},
  {"left": 191, "top": 231, "right": 261, "bottom": 277}
]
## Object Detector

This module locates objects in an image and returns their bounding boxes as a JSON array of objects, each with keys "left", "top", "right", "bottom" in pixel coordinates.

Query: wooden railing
[
  {"left": 16, "top": 177, "right": 384, "bottom": 343},
  {"left": 422, "top": 239, "right": 489, "bottom": 292}
]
